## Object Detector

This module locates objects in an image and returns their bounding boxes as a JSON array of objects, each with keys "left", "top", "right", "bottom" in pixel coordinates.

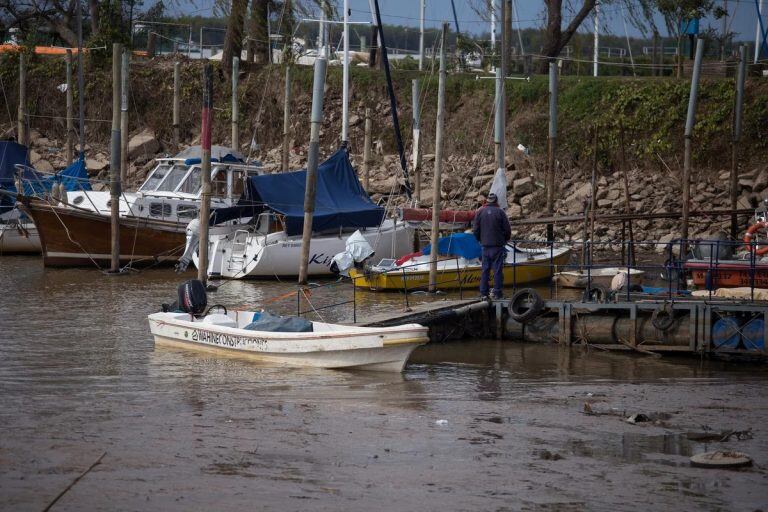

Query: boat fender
[
  {"left": 582, "top": 284, "right": 609, "bottom": 304},
  {"left": 651, "top": 304, "right": 675, "bottom": 332},
  {"left": 743, "top": 221, "right": 768, "bottom": 255},
  {"left": 508, "top": 288, "right": 544, "bottom": 323}
]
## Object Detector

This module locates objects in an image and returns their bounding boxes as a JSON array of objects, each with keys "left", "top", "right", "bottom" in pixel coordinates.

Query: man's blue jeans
[{"left": 480, "top": 245, "right": 505, "bottom": 297}]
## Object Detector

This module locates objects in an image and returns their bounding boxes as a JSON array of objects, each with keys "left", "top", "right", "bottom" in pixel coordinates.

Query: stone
[
  {"left": 564, "top": 183, "right": 592, "bottom": 212},
  {"left": 34, "top": 159, "right": 54, "bottom": 173},
  {"left": 753, "top": 168, "right": 768, "bottom": 193},
  {"left": 471, "top": 174, "right": 495, "bottom": 190},
  {"left": 520, "top": 193, "right": 537, "bottom": 210},
  {"left": 29, "top": 150, "right": 42, "bottom": 164},
  {"left": 349, "top": 114, "right": 361, "bottom": 126},
  {"left": 506, "top": 203, "right": 523, "bottom": 218},
  {"left": 85, "top": 158, "right": 109, "bottom": 173},
  {"left": 513, "top": 176, "right": 534, "bottom": 196},
  {"left": 127, "top": 128, "right": 160, "bottom": 160},
  {"left": 656, "top": 232, "right": 680, "bottom": 254},
  {"left": 605, "top": 189, "right": 621, "bottom": 201},
  {"left": 597, "top": 199, "right": 613, "bottom": 208}
]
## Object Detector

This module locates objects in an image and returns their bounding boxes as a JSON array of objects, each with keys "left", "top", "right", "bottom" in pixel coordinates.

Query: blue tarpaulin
[
  {"left": 242, "top": 148, "right": 384, "bottom": 236},
  {"left": 422, "top": 232, "right": 483, "bottom": 260},
  {"left": 0, "top": 141, "right": 91, "bottom": 215}
]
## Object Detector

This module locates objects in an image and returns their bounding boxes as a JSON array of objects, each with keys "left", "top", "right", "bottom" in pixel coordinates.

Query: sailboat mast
[
  {"left": 342, "top": 0, "right": 350, "bottom": 144},
  {"left": 371, "top": 0, "right": 412, "bottom": 200},
  {"left": 77, "top": 0, "right": 85, "bottom": 155}
]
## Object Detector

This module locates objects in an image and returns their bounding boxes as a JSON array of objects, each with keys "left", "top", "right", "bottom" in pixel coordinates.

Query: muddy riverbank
[{"left": 1, "top": 256, "right": 767, "bottom": 511}]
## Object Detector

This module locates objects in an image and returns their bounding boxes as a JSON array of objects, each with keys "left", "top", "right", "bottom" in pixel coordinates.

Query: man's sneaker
[{"left": 491, "top": 292, "right": 505, "bottom": 300}]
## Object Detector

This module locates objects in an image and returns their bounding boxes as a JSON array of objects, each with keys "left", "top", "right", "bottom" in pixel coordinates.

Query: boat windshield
[
  {"left": 139, "top": 164, "right": 171, "bottom": 192},
  {"left": 155, "top": 164, "right": 190, "bottom": 192},
  {"left": 177, "top": 166, "right": 201, "bottom": 195},
  {"left": 211, "top": 168, "right": 228, "bottom": 198}
]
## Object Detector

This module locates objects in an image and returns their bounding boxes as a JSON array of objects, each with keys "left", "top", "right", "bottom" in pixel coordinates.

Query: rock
[
  {"left": 29, "top": 150, "right": 42, "bottom": 164},
  {"left": 753, "top": 168, "right": 768, "bottom": 193},
  {"left": 605, "top": 189, "right": 621, "bottom": 201},
  {"left": 349, "top": 114, "right": 361, "bottom": 126},
  {"left": 513, "top": 176, "right": 534, "bottom": 196},
  {"left": 35, "top": 137, "right": 52, "bottom": 147},
  {"left": 565, "top": 183, "right": 592, "bottom": 212},
  {"left": 85, "top": 158, "right": 109, "bottom": 173},
  {"left": 127, "top": 128, "right": 160, "bottom": 160},
  {"left": 35, "top": 159, "right": 54, "bottom": 173},
  {"left": 739, "top": 178, "right": 755, "bottom": 192},
  {"left": 471, "top": 174, "right": 495, "bottom": 191},
  {"left": 520, "top": 193, "right": 537, "bottom": 210},
  {"left": 656, "top": 232, "right": 680, "bottom": 254},
  {"left": 506, "top": 203, "right": 523, "bottom": 218},
  {"left": 597, "top": 198, "right": 613, "bottom": 208}
]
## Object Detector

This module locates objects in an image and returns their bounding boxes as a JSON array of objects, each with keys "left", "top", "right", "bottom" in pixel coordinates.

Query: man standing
[{"left": 472, "top": 193, "right": 511, "bottom": 299}]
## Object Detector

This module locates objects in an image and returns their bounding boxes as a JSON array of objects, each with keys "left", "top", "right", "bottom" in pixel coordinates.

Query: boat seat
[{"left": 200, "top": 313, "right": 237, "bottom": 328}]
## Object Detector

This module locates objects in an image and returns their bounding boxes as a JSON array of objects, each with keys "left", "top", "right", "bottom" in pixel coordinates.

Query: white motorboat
[
  {"left": 184, "top": 148, "right": 415, "bottom": 278},
  {"left": 148, "top": 309, "right": 428, "bottom": 372}
]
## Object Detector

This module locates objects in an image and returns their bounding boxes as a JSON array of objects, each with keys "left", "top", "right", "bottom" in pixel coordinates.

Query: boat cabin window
[
  {"left": 155, "top": 164, "right": 190, "bottom": 192},
  {"left": 177, "top": 204, "right": 198, "bottom": 219},
  {"left": 231, "top": 170, "right": 245, "bottom": 197},
  {"left": 139, "top": 164, "right": 171, "bottom": 192},
  {"left": 211, "top": 168, "right": 228, "bottom": 198},
  {"left": 177, "top": 166, "right": 201, "bottom": 195},
  {"left": 149, "top": 202, "right": 172, "bottom": 218}
]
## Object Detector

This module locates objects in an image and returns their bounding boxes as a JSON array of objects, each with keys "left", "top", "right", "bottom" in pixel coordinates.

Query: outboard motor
[
  {"left": 162, "top": 279, "right": 207, "bottom": 316},
  {"left": 693, "top": 232, "right": 735, "bottom": 261}
]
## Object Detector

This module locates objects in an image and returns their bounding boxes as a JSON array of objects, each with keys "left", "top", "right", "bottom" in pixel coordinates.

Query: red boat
[{"left": 684, "top": 259, "right": 768, "bottom": 288}]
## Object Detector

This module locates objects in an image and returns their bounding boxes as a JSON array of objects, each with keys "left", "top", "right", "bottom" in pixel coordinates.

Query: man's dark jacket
[{"left": 472, "top": 204, "right": 511, "bottom": 247}]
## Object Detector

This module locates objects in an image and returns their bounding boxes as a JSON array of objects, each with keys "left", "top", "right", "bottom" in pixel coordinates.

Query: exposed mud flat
[{"left": 1, "top": 257, "right": 767, "bottom": 511}]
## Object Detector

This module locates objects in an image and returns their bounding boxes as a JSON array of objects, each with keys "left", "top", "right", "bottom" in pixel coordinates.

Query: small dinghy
[
  {"left": 148, "top": 280, "right": 429, "bottom": 372},
  {"left": 553, "top": 268, "right": 645, "bottom": 289}
]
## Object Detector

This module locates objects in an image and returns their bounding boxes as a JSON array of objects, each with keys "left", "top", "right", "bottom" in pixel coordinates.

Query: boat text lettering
[{"left": 191, "top": 329, "right": 267, "bottom": 349}]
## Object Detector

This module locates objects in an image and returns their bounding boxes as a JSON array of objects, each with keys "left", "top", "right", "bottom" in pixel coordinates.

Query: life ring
[
  {"left": 508, "top": 288, "right": 544, "bottom": 323},
  {"left": 743, "top": 221, "right": 768, "bottom": 255}
]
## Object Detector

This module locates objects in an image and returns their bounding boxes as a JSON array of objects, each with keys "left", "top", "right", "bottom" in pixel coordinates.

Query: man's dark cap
[{"left": 487, "top": 193, "right": 498, "bottom": 203}]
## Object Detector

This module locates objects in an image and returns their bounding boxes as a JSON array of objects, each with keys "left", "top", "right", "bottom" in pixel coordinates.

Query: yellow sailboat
[{"left": 350, "top": 237, "right": 572, "bottom": 292}]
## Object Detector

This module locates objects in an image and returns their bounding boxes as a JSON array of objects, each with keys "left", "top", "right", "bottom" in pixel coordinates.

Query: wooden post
[
  {"left": 282, "top": 65, "right": 292, "bottom": 172},
  {"left": 147, "top": 32, "right": 157, "bottom": 59},
  {"left": 731, "top": 45, "right": 747, "bottom": 240},
  {"left": 109, "top": 43, "right": 122, "bottom": 273},
  {"left": 17, "top": 52, "right": 27, "bottom": 147},
  {"left": 652, "top": 30, "right": 659, "bottom": 77},
  {"left": 65, "top": 49, "right": 74, "bottom": 165},
  {"left": 363, "top": 107, "right": 372, "bottom": 191},
  {"left": 173, "top": 62, "right": 181, "bottom": 153},
  {"left": 231, "top": 56, "right": 240, "bottom": 149},
  {"left": 589, "top": 127, "right": 598, "bottom": 265},
  {"left": 618, "top": 124, "right": 636, "bottom": 265},
  {"left": 298, "top": 54, "right": 328, "bottom": 285},
  {"left": 197, "top": 63, "right": 214, "bottom": 286},
  {"left": 428, "top": 23, "right": 448, "bottom": 294},
  {"left": 546, "top": 60, "right": 558, "bottom": 241},
  {"left": 681, "top": 38, "right": 704, "bottom": 253},
  {"left": 76, "top": 0, "right": 85, "bottom": 154},
  {"left": 411, "top": 80, "right": 422, "bottom": 202},
  {"left": 120, "top": 49, "right": 129, "bottom": 184}
]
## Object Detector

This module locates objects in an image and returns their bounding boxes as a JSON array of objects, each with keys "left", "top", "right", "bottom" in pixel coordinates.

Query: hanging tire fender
[
  {"left": 651, "top": 304, "right": 676, "bottom": 332},
  {"left": 508, "top": 288, "right": 545, "bottom": 323},
  {"left": 582, "top": 284, "right": 609, "bottom": 304}
]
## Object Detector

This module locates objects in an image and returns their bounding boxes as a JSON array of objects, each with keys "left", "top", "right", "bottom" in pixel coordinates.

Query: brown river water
[{"left": 1, "top": 256, "right": 767, "bottom": 511}]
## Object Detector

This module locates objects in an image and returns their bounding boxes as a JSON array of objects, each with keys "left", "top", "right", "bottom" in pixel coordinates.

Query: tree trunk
[
  {"left": 88, "top": 0, "right": 100, "bottom": 36},
  {"left": 223, "top": 0, "right": 249, "bottom": 76},
  {"left": 249, "top": 0, "right": 270, "bottom": 66},
  {"left": 539, "top": 0, "right": 596, "bottom": 73}
]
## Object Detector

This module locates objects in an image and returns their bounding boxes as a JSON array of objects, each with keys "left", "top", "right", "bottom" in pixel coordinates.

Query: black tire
[
  {"left": 651, "top": 305, "right": 675, "bottom": 331},
  {"left": 508, "top": 288, "right": 545, "bottom": 323},
  {"left": 582, "top": 284, "right": 609, "bottom": 303}
]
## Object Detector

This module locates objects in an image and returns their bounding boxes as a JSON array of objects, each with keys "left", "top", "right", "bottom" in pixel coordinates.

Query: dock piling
[
  {"left": 363, "top": 107, "right": 372, "bottom": 191},
  {"left": 282, "top": 65, "right": 291, "bottom": 172},
  {"left": 65, "top": 49, "right": 74, "bottom": 166},
  {"left": 681, "top": 38, "right": 704, "bottom": 253},
  {"left": 231, "top": 56, "right": 239, "bottom": 150},
  {"left": 17, "top": 52, "right": 27, "bottom": 148},
  {"left": 298, "top": 53, "right": 328, "bottom": 285},
  {"left": 546, "top": 60, "right": 558, "bottom": 241},
  {"left": 173, "top": 62, "right": 180, "bottom": 153},
  {"left": 428, "top": 23, "right": 448, "bottom": 294},
  {"left": 412, "top": 79, "right": 422, "bottom": 203},
  {"left": 731, "top": 44, "right": 747, "bottom": 239},
  {"left": 120, "top": 49, "right": 129, "bottom": 184},
  {"left": 109, "top": 43, "right": 122, "bottom": 273},
  {"left": 197, "top": 63, "right": 214, "bottom": 286}
]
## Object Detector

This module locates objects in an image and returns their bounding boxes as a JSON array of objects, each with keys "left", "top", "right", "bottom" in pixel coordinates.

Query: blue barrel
[
  {"left": 741, "top": 318, "right": 765, "bottom": 350},
  {"left": 711, "top": 317, "right": 740, "bottom": 349}
]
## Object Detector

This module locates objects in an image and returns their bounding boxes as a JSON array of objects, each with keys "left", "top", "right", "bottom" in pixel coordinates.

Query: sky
[{"left": 172, "top": 1, "right": 762, "bottom": 43}]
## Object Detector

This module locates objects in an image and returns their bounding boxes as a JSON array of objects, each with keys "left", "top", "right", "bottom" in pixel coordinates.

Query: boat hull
[
  {"left": 351, "top": 249, "right": 573, "bottom": 291},
  {"left": 18, "top": 197, "right": 186, "bottom": 267},
  {"left": 553, "top": 268, "right": 645, "bottom": 289},
  {"left": 0, "top": 223, "right": 40, "bottom": 253},
  {"left": 147, "top": 313, "right": 428, "bottom": 372},
  {"left": 685, "top": 259, "right": 768, "bottom": 288}
]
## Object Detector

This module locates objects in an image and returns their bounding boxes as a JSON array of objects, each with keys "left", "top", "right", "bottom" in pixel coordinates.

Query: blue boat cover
[
  {"left": 422, "top": 232, "right": 483, "bottom": 260},
  {"left": 242, "top": 148, "right": 384, "bottom": 236},
  {"left": 0, "top": 141, "right": 91, "bottom": 214}
]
